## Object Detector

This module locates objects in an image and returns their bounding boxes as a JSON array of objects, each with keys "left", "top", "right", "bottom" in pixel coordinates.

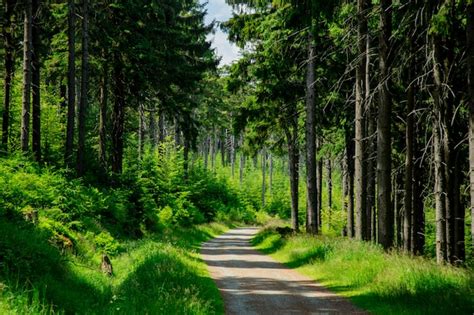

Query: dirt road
[{"left": 201, "top": 227, "right": 365, "bottom": 315}]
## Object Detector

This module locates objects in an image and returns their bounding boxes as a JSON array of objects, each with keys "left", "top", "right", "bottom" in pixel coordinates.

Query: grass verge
[
  {"left": 0, "top": 222, "right": 228, "bottom": 314},
  {"left": 252, "top": 227, "right": 474, "bottom": 315}
]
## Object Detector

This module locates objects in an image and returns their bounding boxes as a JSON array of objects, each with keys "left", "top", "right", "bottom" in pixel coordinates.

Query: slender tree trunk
[
  {"left": 99, "top": 60, "right": 108, "bottom": 171},
  {"left": 239, "top": 134, "right": 245, "bottom": 185},
  {"left": 2, "top": 0, "right": 15, "bottom": 152},
  {"left": 326, "top": 159, "right": 332, "bottom": 228},
  {"left": 286, "top": 122, "right": 299, "bottom": 232},
  {"left": 138, "top": 103, "right": 145, "bottom": 160},
  {"left": 317, "top": 148, "right": 323, "bottom": 229},
  {"left": 432, "top": 19, "right": 448, "bottom": 262},
  {"left": 269, "top": 153, "right": 273, "bottom": 194},
  {"left": 412, "top": 129, "right": 425, "bottom": 255},
  {"left": 32, "top": 0, "right": 41, "bottom": 161},
  {"left": 204, "top": 137, "right": 209, "bottom": 169},
  {"left": 452, "top": 152, "right": 465, "bottom": 263},
  {"left": 231, "top": 134, "right": 236, "bottom": 178},
  {"left": 149, "top": 112, "right": 157, "bottom": 150},
  {"left": 365, "top": 5, "right": 375, "bottom": 241},
  {"left": 377, "top": 0, "right": 394, "bottom": 249},
  {"left": 345, "top": 124, "right": 355, "bottom": 237},
  {"left": 355, "top": 0, "right": 368, "bottom": 241},
  {"left": 158, "top": 110, "right": 165, "bottom": 144},
  {"left": 77, "top": 0, "right": 89, "bottom": 175},
  {"left": 467, "top": 0, "right": 474, "bottom": 258},
  {"left": 404, "top": 54, "right": 415, "bottom": 253},
  {"left": 112, "top": 58, "right": 125, "bottom": 174},
  {"left": 261, "top": 148, "right": 266, "bottom": 208},
  {"left": 65, "top": 0, "right": 76, "bottom": 165},
  {"left": 305, "top": 32, "right": 318, "bottom": 234},
  {"left": 21, "top": 0, "right": 33, "bottom": 152},
  {"left": 183, "top": 131, "right": 190, "bottom": 178}
]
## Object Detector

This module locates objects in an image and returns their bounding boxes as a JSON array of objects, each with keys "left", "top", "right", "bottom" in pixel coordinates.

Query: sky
[{"left": 200, "top": 0, "right": 240, "bottom": 66}]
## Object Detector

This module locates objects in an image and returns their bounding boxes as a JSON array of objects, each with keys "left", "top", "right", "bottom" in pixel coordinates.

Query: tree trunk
[
  {"left": 231, "top": 134, "right": 236, "bottom": 178},
  {"left": 239, "top": 134, "right": 245, "bottom": 185},
  {"left": 158, "top": 111, "right": 165, "bottom": 144},
  {"left": 468, "top": 0, "right": 474, "bottom": 259},
  {"left": 377, "top": 0, "right": 394, "bottom": 249},
  {"left": 77, "top": 0, "right": 89, "bottom": 176},
  {"left": 111, "top": 58, "right": 125, "bottom": 174},
  {"left": 344, "top": 124, "right": 355, "bottom": 237},
  {"left": 138, "top": 103, "right": 145, "bottom": 160},
  {"left": 2, "top": 0, "right": 15, "bottom": 152},
  {"left": 65, "top": 0, "right": 76, "bottom": 165},
  {"left": 412, "top": 129, "right": 425, "bottom": 255},
  {"left": 355, "top": 0, "right": 368, "bottom": 241},
  {"left": 326, "top": 159, "right": 332, "bottom": 228},
  {"left": 32, "top": 0, "right": 41, "bottom": 161},
  {"left": 404, "top": 53, "right": 415, "bottom": 253},
  {"left": 287, "top": 123, "right": 299, "bottom": 232},
  {"left": 21, "top": 0, "right": 33, "bottom": 152},
  {"left": 149, "top": 112, "right": 157, "bottom": 150},
  {"left": 269, "top": 153, "right": 273, "bottom": 194},
  {"left": 261, "top": 148, "right": 266, "bottom": 208},
  {"left": 317, "top": 149, "right": 323, "bottom": 229},
  {"left": 99, "top": 60, "right": 108, "bottom": 171},
  {"left": 305, "top": 32, "right": 318, "bottom": 234},
  {"left": 365, "top": 4, "right": 375, "bottom": 241}
]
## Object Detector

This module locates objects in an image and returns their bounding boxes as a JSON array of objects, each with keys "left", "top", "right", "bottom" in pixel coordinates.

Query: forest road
[{"left": 201, "top": 227, "right": 366, "bottom": 315}]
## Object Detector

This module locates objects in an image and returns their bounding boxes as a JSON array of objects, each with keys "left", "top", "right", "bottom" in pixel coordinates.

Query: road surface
[{"left": 201, "top": 227, "right": 366, "bottom": 315}]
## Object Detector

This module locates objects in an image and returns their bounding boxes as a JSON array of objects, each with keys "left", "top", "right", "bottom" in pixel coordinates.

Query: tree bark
[
  {"left": 32, "top": 0, "right": 41, "bottom": 161},
  {"left": 261, "top": 148, "right": 266, "bottom": 208},
  {"left": 344, "top": 124, "right": 355, "bottom": 237},
  {"left": 412, "top": 129, "right": 425, "bottom": 255},
  {"left": 77, "top": 0, "right": 89, "bottom": 175},
  {"left": 285, "top": 111, "right": 299, "bottom": 232},
  {"left": 2, "top": 0, "right": 15, "bottom": 152},
  {"left": 377, "top": 0, "right": 394, "bottom": 249},
  {"left": 21, "top": 0, "right": 33, "bottom": 152},
  {"left": 355, "top": 0, "right": 368, "bottom": 241},
  {"left": 138, "top": 103, "right": 145, "bottom": 160},
  {"left": 99, "top": 59, "right": 108, "bottom": 171},
  {"left": 112, "top": 58, "right": 125, "bottom": 174},
  {"left": 305, "top": 32, "right": 318, "bottom": 234},
  {"left": 65, "top": 0, "right": 76, "bottom": 166},
  {"left": 404, "top": 53, "right": 415, "bottom": 253},
  {"left": 467, "top": 0, "right": 474, "bottom": 259}
]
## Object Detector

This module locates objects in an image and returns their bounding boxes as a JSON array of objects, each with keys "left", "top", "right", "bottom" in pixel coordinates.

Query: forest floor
[{"left": 201, "top": 227, "right": 364, "bottom": 314}]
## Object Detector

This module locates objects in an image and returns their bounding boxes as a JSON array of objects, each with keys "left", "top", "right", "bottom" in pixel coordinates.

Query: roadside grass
[
  {"left": 0, "top": 221, "right": 227, "bottom": 314},
  {"left": 252, "top": 227, "right": 474, "bottom": 315}
]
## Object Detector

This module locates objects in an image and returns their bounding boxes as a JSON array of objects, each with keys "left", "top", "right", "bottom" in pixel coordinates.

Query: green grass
[
  {"left": 0, "top": 222, "right": 228, "bottom": 314},
  {"left": 252, "top": 227, "right": 474, "bottom": 315}
]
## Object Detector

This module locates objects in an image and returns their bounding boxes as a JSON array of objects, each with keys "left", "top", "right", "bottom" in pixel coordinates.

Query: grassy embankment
[
  {"left": 0, "top": 152, "right": 259, "bottom": 314},
  {"left": 253, "top": 227, "right": 474, "bottom": 315},
  {"left": 0, "top": 221, "right": 228, "bottom": 314}
]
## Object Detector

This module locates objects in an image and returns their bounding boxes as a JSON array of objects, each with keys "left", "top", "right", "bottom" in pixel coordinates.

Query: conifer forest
[{"left": 0, "top": 0, "right": 473, "bottom": 314}]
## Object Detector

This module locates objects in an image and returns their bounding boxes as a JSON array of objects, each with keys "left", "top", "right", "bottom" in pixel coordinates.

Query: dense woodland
[{"left": 0, "top": 0, "right": 473, "bottom": 313}]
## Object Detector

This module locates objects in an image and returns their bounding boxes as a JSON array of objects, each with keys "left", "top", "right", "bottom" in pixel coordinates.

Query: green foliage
[{"left": 253, "top": 228, "right": 474, "bottom": 314}]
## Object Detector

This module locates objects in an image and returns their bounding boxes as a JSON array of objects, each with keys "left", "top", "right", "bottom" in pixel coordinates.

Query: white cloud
[{"left": 201, "top": 0, "right": 240, "bottom": 66}]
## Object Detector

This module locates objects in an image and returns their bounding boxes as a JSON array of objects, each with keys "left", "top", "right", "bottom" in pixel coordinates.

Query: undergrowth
[{"left": 252, "top": 227, "right": 474, "bottom": 315}]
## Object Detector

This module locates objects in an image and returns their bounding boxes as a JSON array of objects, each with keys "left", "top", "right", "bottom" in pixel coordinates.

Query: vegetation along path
[{"left": 201, "top": 228, "right": 365, "bottom": 315}]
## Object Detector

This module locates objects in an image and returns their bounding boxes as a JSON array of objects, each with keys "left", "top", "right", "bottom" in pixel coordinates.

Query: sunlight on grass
[{"left": 253, "top": 228, "right": 474, "bottom": 315}]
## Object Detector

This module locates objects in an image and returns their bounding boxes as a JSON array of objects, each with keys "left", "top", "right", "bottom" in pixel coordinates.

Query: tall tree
[
  {"left": 31, "top": 0, "right": 41, "bottom": 161},
  {"left": 306, "top": 30, "right": 318, "bottom": 234},
  {"left": 65, "top": 0, "right": 76, "bottom": 166},
  {"left": 377, "top": 0, "right": 394, "bottom": 249},
  {"left": 354, "top": 0, "right": 368, "bottom": 241},
  {"left": 77, "top": 0, "right": 89, "bottom": 175},
  {"left": 467, "top": 0, "right": 474, "bottom": 258},
  {"left": 21, "top": 0, "right": 33, "bottom": 152},
  {"left": 2, "top": 0, "right": 16, "bottom": 152}
]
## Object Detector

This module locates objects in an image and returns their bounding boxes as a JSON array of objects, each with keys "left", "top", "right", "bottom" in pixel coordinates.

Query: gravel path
[{"left": 201, "top": 227, "right": 366, "bottom": 315}]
